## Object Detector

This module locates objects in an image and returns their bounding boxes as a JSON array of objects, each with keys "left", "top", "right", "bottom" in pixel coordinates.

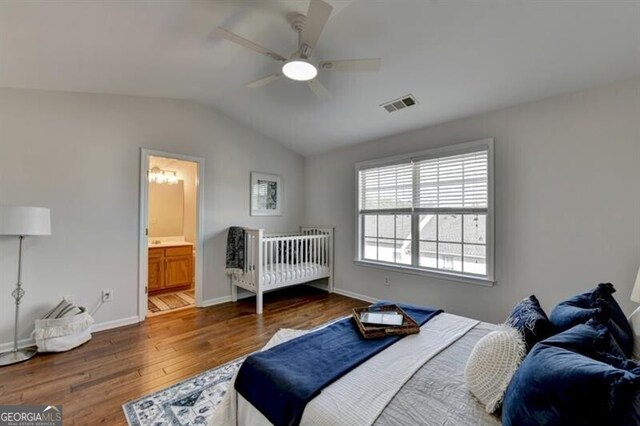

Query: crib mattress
[{"left": 262, "top": 262, "right": 330, "bottom": 286}]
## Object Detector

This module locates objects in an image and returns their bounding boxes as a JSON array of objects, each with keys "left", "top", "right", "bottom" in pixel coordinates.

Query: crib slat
[
  {"left": 314, "top": 237, "right": 318, "bottom": 274},
  {"left": 322, "top": 236, "right": 325, "bottom": 266},
  {"left": 312, "top": 237, "right": 315, "bottom": 273},
  {"left": 298, "top": 239, "right": 301, "bottom": 278},
  {"left": 304, "top": 238, "right": 307, "bottom": 277}
]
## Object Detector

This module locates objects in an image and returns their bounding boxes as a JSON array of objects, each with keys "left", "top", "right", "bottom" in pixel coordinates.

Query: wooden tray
[{"left": 352, "top": 304, "right": 420, "bottom": 339}]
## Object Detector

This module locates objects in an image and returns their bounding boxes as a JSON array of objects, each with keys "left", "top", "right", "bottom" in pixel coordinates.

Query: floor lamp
[{"left": 0, "top": 205, "right": 51, "bottom": 366}]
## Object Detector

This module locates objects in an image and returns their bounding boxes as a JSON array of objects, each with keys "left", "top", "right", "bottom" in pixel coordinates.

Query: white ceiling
[{"left": 1, "top": 0, "right": 639, "bottom": 156}]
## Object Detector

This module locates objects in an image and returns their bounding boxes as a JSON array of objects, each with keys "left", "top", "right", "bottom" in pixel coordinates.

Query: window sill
[{"left": 353, "top": 260, "right": 495, "bottom": 287}]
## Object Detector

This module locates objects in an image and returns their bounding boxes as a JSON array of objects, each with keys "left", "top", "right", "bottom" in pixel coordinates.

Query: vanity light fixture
[{"left": 148, "top": 167, "right": 179, "bottom": 185}]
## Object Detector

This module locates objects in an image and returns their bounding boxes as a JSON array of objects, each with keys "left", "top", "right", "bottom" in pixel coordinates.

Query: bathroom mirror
[{"left": 149, "top": 181, "right": 184, "bottom": 237}]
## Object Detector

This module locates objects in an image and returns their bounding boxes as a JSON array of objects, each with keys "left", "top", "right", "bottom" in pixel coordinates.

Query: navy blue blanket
[{"left": 234, "top": 303, "right": 442, "bottom": 426}]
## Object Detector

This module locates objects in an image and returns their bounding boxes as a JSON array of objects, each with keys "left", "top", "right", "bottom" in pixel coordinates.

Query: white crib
[{"left": 231, "top": 226, "right": 334, "bottom": 314}]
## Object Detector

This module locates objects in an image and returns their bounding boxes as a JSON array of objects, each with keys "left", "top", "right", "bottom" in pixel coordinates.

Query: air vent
[{"left": 380, "top": 94, "right": 418, "bottom": 113}]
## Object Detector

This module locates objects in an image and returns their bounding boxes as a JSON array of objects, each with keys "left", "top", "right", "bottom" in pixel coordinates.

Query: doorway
[{"left": 138, "top": 149, "right": 205, "bottom": 321}]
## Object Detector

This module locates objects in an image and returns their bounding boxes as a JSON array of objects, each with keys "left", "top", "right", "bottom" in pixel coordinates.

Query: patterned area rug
[{"left": 122, "top": 356, "right": 244, "bottom": 426}]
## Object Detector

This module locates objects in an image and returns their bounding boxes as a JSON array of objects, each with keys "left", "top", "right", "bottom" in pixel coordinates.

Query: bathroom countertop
[{"left": 148, "top": 241, "right": 193, "bottom": 248}]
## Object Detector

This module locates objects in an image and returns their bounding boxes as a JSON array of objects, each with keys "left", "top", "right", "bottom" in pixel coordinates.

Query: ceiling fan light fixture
[{"left": 282, "top": 59, "right": 317, "bottom": 81}]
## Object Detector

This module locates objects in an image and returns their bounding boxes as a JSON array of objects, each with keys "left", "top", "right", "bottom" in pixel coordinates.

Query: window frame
[{"left": 354, "top": 138, "right": 495, "bottom": 286}]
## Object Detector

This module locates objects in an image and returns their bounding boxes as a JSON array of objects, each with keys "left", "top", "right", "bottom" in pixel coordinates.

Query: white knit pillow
[{"left": 465, "top": 324, "right": 526, "bottom": 413}]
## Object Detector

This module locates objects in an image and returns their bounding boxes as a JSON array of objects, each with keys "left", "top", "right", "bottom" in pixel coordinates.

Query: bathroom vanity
[{"left": 148, "top": 242, "right": 193, "bottom": 295}]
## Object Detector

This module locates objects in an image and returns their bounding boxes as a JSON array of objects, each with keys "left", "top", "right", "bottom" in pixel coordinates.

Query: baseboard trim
[
  {"left": 333, "top": 288, "right": 378, "bottom": 303},
  {"left": 0, "top": 316, "right": 140, "bottom": 353},
  {"left": 200, "top": 295, "right": 232, "bottom": 307},
  {"left": 307, "top": 281, "right": 328, "bottom": 291},
  {"left": 201, "top": 287, "right": 378, "bottom": 308},
  {"left": 200, "top": 291, "right": 259, "bottom": 307},
  {"left": 91, "top": 316, "right": 140, "bottom": 333},
  {"left": 0, "top": 337, "right": 36, "bottom": 353}
]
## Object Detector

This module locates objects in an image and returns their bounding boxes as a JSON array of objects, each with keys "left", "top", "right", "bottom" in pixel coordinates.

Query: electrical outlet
[
  {"left": 384, "top": 276, "right": 391, "bottom": 287},
  {"left": 64, "top": 295, "right": 74, "bottom": 304},
  {"left": 101, "top": 289, "right": 113, "bottom": 303}
]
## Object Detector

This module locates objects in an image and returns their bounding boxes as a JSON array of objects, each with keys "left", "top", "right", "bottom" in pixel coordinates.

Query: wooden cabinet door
[
  {"left": 165, "top": 255, "right": 192, "bottom": 289},
  {"left": 148, "top": 255, "right": 164, "bottom": 292}
]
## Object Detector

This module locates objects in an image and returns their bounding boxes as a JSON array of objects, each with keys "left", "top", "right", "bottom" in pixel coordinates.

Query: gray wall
[
  {"left": 0, "top": 88, "right": 305, "bottom": 346},
  {"left": 305, "top": 78, "right": 640, "bottom": 323}
]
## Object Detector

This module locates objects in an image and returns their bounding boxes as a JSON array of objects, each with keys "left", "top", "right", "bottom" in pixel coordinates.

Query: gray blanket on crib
[{"left": 225, "top": 226, "right": 245, "bottom": 273}]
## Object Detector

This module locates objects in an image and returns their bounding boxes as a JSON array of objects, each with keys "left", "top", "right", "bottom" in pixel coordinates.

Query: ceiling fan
[{"left": 213, "top": 0, "right": 381, "bottom": 99}]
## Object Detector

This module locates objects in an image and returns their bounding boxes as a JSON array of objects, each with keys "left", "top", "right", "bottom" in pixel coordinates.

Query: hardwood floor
[{"left": 0, "top": 286, "right": 366, "bottom": 425}]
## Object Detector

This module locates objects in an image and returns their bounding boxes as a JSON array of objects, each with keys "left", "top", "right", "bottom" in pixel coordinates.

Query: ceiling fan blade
[
  {"left": 318, "top": 58, "right": 382, "bottom": 72},
  {"left": 299, "top": 0, "right": 333, "bottom": 56},
  {"left": 246, "top": 73, "right": 283, "bottom": 88},
  {"left": 214, "top": 27, "right": 287, "bottom": 62},
  {"left": 306, "top": 78, "right": 330, "bottom": 99}
]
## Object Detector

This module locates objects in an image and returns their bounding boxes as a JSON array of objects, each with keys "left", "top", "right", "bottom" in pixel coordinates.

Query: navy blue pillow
[
  {"left": 542, "top": 320, "right": 627, "bottom": 360},
  {"left": 502, "top": 323, "right": 640, "bottom": 426},
  {"left": 505, "top": 295, "right": 554, "bottom": 351},
  {"left": 549, "top": 283, "right": 634, "bottom": 356}
]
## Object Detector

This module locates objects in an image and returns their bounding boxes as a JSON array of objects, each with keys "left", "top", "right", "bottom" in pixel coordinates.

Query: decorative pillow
[
  {"left": 549, "top": 283, "right": 634, "bottom": 356},
  {"left": 505, "top": 295, "right": 554, "bottom": 351},
  {"left": 464, "top": 324, "right": 526, "bottom": 413},
  {"left": 502, "top": 323, "right": 640, "bottom": 426},
  {"left": 542, "top": 320, "right": 627, "bottom": 360}
]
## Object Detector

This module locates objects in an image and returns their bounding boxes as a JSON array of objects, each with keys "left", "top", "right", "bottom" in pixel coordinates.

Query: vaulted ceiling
[{"left": 1, "top": 1, "right": 639, "bottom": 156}]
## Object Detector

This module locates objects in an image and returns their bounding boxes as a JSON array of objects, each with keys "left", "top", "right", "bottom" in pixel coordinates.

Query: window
[{"left": 355, "top": 139, "right": 494, "bottom": 284}]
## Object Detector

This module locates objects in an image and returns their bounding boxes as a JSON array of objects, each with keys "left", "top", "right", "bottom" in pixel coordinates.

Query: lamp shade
[
  {"left": 631, "top": 266, "right": 640, "bottom": 304},
  {"left": 0, "top": 205, "right": 51, "bottom": 236}
]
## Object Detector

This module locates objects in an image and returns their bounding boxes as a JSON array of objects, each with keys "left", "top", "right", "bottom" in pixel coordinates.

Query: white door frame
[{"left": 138, "top": 148, "right": 206, "bottom": 322}]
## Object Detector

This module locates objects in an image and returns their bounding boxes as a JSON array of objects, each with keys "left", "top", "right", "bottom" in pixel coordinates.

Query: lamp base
[
  {"left": 0, "top": 347, "right": 37, "bottom": 366},
  {"left": 629, "top": 306, "right": 640, "bottom": 360}
]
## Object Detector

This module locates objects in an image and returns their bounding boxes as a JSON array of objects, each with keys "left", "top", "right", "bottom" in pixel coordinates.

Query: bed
[
  {"left": 211, "top": 283, "right": 640, "bottom": 426},
  {"left": 231, "top": 226, "right": 334, "bottom": 314},
  {"left": 210, "top": 312, "right": 501, "bottom": 426}
]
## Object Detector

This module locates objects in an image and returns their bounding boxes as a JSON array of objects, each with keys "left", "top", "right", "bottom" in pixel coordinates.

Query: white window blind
[
  {"left": 415, "top": 149, "right": 488, "bottom": 211},
  {"left": 359, "top": 162, "right": 413, "bottom": 211}
]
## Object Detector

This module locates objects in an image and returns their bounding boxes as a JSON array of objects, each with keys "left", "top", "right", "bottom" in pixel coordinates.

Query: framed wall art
[{"left": 250, "top": 172, "right": 282, "bottom": 216}]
